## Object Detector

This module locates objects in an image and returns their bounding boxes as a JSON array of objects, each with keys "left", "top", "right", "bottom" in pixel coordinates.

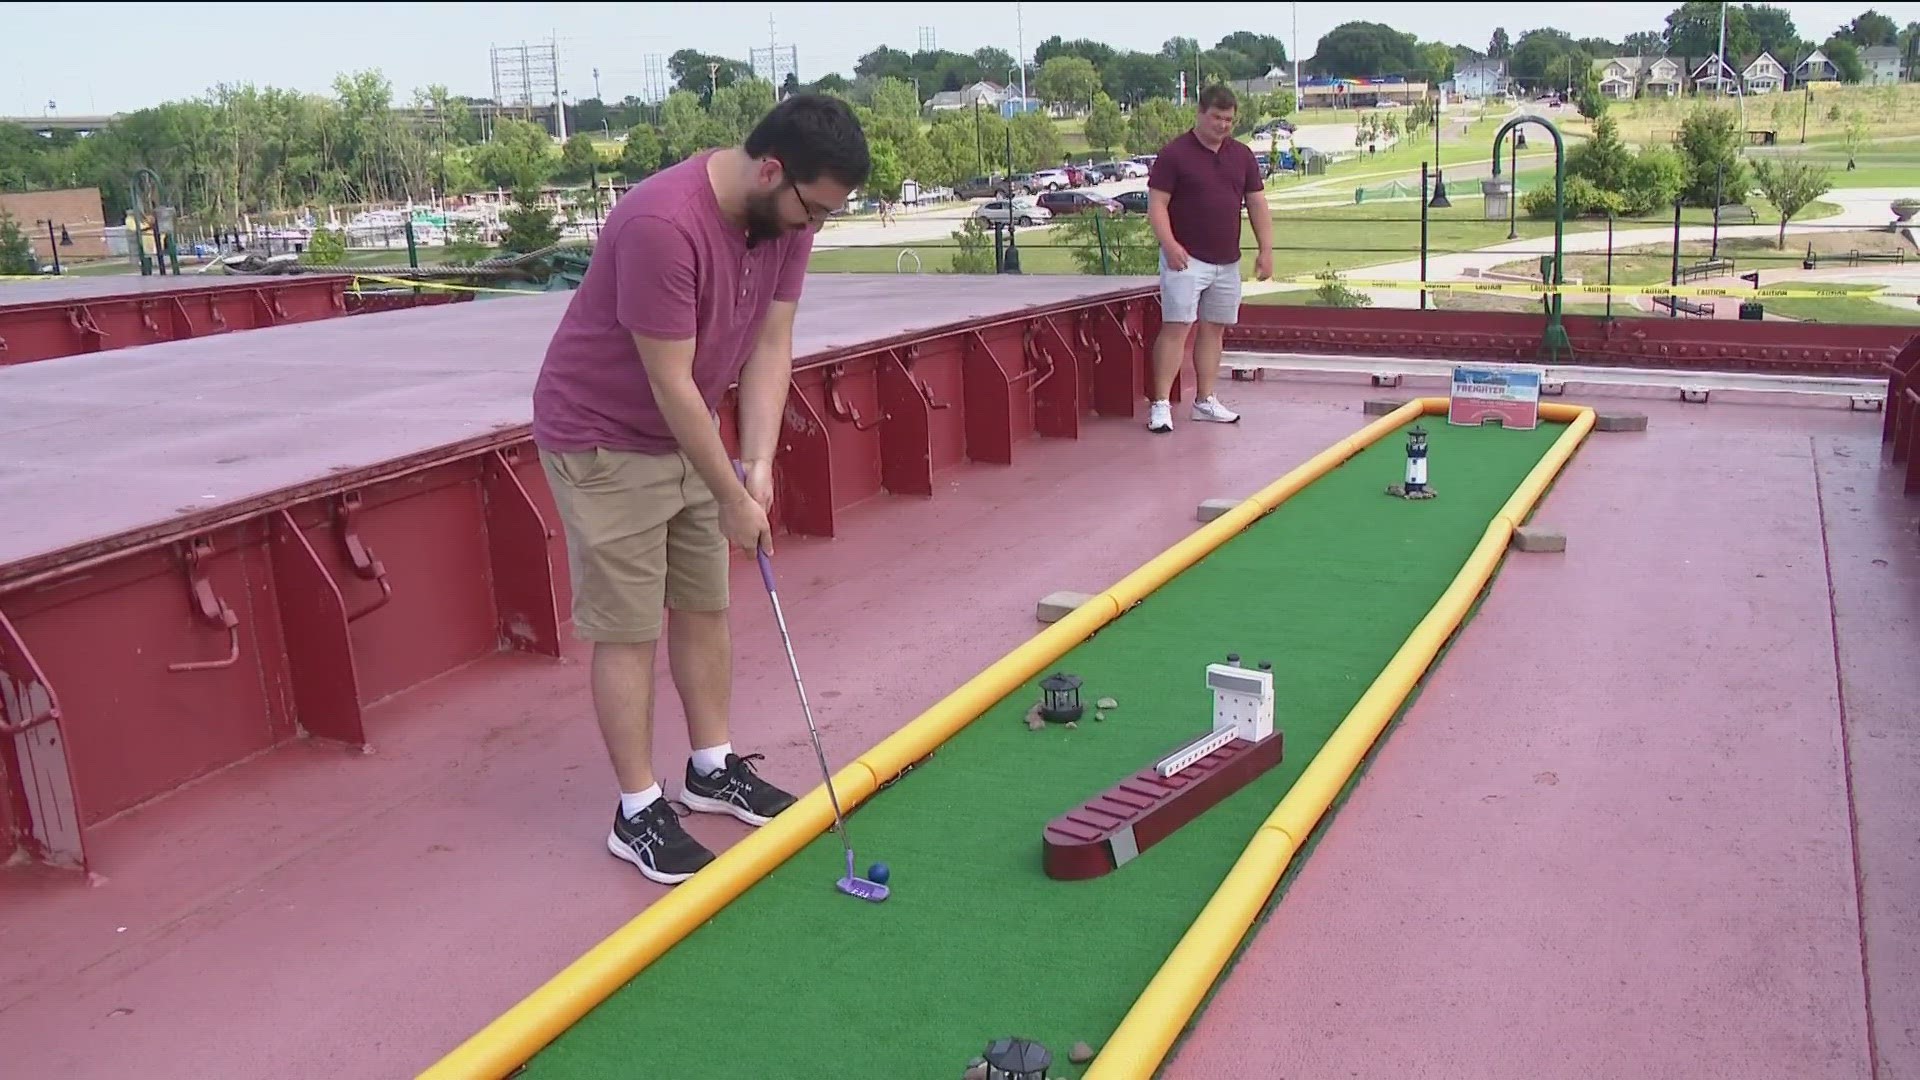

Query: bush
[
  {"left": 1522, "top": 143, "right": 1686, "bottom": 220},
  {"left": 304, "top": 227, "right": 346, "bottom": 265}
]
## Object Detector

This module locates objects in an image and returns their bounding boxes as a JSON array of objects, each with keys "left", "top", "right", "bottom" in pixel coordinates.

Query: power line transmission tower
[
  {"left": 751, "top": 14, "right": 799, "bottom": 93},
  {"left": 918, "top": 26, "right": 936, "bottom": 53},
  {"left": 641, "top": 53, "right": 671, "bottom": 103},
  {"left": 489, "top": 39, "right": 561, "bottom": 133}
]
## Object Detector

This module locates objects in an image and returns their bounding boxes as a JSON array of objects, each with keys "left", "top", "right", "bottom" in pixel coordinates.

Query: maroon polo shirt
[{"left": 1146, "top": 130, "right": 1262, "bottom": 266}]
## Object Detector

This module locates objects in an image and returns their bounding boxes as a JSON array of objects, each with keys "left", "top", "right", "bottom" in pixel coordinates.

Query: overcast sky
[{"left": 5, "top": 1, "right": 1916, "bottom": 116}]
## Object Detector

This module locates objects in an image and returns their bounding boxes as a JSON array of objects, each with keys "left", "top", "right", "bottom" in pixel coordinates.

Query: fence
[{"left": 806, "top": 196, "right": 1920, "bottom": 327}]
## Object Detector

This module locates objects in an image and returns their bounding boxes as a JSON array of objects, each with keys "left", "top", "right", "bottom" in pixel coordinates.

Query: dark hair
[
  {"left": 1197, "top": 84, "right": 1238, "bottom": 113},
  {"left": 745, "top": 94, "right": 872, "bottom": 187}
]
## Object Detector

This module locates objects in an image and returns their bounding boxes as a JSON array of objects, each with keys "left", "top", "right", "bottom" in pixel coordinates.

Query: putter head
[
  {"left": 837, "top": 848, "right": 888, "bottom": 902},
  {"left": 837, "top": 874, "right": 890, "bottom": 902}
]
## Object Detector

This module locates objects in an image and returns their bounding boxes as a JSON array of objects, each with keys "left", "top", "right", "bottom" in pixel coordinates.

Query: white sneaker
[
  {"left": 1191, "top": 395, "right": 1241, "bottom": 424},
  {"left": 1147, "top": 399, "right": 1173, "bottom": 433}
]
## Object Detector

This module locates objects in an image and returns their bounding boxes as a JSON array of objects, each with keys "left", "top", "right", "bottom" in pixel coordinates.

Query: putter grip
[{"left": 732, "top": 460, "right": 779, "bottom": 592}]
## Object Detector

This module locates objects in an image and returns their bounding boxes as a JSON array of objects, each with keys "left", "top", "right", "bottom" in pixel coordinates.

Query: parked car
[
  {"left": 954, "top": 176, "right": 1002, "bottom": 200},
  {"left": 974, "top": 197, "right": 1050, "bottom": 227},
  {"left": 1036, "top": 191, "right": 1120, "bottom": 217},
  {"left": 1029, "top": 169, "right": 1071, "bottom": 191},
  {"left": 1113, "top": 190, "right": 1150, "bottom": 214}
]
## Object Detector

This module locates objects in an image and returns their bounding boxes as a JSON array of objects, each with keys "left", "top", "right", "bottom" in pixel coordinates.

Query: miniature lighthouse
[
  {"left": 1404, "top": 424, "right": 1430, "bottom": 495},
  {"left": 1387, "top": 425, "right": 1437, "bottom": 500},
  {"left": 1155, "top": 656, "right": 1275, "bottom": 778}
]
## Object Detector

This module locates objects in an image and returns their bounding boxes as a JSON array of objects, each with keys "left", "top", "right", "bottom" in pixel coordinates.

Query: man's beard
[{"left": 744, "top": 190, "right": 787, "bottom": 247}]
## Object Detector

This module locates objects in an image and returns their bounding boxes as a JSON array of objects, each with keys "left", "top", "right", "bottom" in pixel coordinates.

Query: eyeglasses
[{"left": 787, "top": 177, "right": 835, "bottom": 222}]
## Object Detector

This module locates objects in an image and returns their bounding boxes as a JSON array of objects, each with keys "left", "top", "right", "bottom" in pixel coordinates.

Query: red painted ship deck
[{"left": 2, "top": 274, "right": 1917, "bottom": 1080}]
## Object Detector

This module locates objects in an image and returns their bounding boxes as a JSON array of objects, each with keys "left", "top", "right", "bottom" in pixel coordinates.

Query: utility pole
[
  {"left": 1016, "top": 1, "right": 1027, "bottom": 106},
  {"left": 1716, "top": 1, "right": 1728, "bottom": 97},
  {"left": 1292, "top": 2, "right": 1300, "bottom": 101}
]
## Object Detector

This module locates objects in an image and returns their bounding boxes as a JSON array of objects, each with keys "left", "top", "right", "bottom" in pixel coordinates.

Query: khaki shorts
[{"left": 540, "top": 447, "right": 729, "bottom": 643}]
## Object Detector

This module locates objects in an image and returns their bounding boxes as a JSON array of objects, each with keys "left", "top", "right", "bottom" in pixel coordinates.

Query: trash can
[{"left": 1739, "top": 300, "right": 1764, "bottom": 320}]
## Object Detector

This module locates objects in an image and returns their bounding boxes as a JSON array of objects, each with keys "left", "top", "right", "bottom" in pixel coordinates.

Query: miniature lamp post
[
  {"left": 1039, "top": 672, "right": 1083, "bottom": 724},
  {"left": 983, "top": 1037, "right": 1053, "bottom": 1080}
]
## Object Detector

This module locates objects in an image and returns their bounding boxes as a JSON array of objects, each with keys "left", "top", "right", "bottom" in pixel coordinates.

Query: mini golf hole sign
[{"left": 1041, "top": 655, "right": 1285, "bottom": 880}]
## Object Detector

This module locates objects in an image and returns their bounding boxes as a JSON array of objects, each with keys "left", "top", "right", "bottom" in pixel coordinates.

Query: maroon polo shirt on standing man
[
  {"left": 1146, "top": 130, "right": 1263, "bottom": 267},
  {"left": 532, "top": 149, "right": 812, "bottom": 456}
]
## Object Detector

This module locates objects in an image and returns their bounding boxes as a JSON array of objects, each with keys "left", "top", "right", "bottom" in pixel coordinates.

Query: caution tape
[
  {"left": 1274, "top": 273, "right": 1920, "bottom": 301},
  {"left": 348, "top": 273, "right": 545, "bottom": 296}
]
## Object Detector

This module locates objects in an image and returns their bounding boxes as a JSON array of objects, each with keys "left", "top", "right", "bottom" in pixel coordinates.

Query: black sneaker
[
  {"left": 606, "top": 799, "right": 715, "bottom": 885},
  {"left": 682, "top": 753, "right": 797, "bottom": 826}
]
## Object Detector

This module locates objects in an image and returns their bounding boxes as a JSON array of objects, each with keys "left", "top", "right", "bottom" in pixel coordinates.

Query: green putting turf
[{"left": 521, "top": 416, "right": 1568, "bottom": 1079}]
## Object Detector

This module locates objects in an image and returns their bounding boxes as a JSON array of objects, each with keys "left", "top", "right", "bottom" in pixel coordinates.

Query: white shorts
[{"left": 1159, "top": 254, "right": 1242, "bottom": 325}]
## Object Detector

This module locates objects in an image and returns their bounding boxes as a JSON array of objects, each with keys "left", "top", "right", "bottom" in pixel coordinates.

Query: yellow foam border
[{"left": 416, "top": 396, "right": 1595, "bottom": 1080}]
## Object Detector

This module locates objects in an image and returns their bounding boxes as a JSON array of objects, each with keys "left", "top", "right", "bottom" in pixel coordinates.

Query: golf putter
[{"left": 734, "top": 461, "right": 888, "bottom": 903}]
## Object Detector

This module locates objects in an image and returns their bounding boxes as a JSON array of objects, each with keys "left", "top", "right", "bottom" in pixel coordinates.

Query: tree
[
  {"left": 1216, "top": 31, "right": 1287, "bottom": 69},
  {"left": 500, "top": 188, "right": 561, "bottom": 254},
  {"left": 1084, "top": 93, "right": 1126, "bottom": 156},
  {"left": 472, "top": 118, "right": 554, "bottom": 191},
  {"left": 1489, "top": 27, "right": 1511, "bottom": 58},
  {"left": 1837, "top": 10, "right": 1898, "bottom": 46},
  {"left": 1102, "top": 51, "right": 1177, "bottom": 104},
  {"left": 558, "top": 134, "right": 601, "bottom": 183},
  {"left": 1676, "top": 104, "right": 1748, "bottom": 206},
  {"left": 1664, "top": 1, "right": 1757, "bottom": 59},
  {"left": 1035, "top": 56, "right": 1100, "bottom": 111},
  {"left": 1821, "top": 38, "right": 1866, "bottom": 81},
  {"left": 619, "top": 125, "right": 662, "bottom": 179},
  {"left": 1309, "top": 21, "right": 1423, "bottom": 78},
  {"left": 1750, "top": 157, "right": 1832, "bottom": 247},
  {"left": 947, "top": 216, "right": 994, "bottom": 274},
  {"left": 0, "top": 211, "right": 38, "bottom": 275},
  {"left": 865, "top": 140, "right": 905, "bottom": 203},
  {"left": 1126, "top": 99, "right": 1191, "bottom": 155}
]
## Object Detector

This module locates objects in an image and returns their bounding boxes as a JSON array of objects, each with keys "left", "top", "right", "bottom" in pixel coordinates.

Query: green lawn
[
  {"left": 516, "top": 416, "right": 1571, "bottom": 1080},
  {"left": 1762, "top": 283, "right": 1920, "bottom": 324}
]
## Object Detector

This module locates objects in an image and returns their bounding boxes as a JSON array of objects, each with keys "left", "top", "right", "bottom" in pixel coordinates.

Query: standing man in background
[
  {"left": 531, "top": 95, "right": 870, "bottom": 886},
  {"left": 1144, "top": 84, "right": 1273, "bottom": 434}
]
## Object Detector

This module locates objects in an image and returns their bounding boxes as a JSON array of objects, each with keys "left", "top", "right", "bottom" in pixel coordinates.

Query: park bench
[
  {"left": 1715, "top": 204, "right": 1758, "bottom": 224},
  {"left": 1678, "top": 258, "right": 1736, "bottom": 283},
  {"left": 1803, "top": 246, "right": 1909, "bottom": 269},
  {"left": 1653, "top": 295, "right": 1716, "bottom": 317}
]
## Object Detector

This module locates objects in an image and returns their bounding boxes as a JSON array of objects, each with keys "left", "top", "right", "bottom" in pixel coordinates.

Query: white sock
[
  {"left": 619, "top": 784, "right": 662, "bottom": 819},
  {"left": 690, "top": 743, "right": 734, "bottom": 777}
]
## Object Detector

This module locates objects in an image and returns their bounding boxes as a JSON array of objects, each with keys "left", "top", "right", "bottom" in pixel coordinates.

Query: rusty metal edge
[{"left": 0, "top": 284, "right": 1161, "bottom": 594}]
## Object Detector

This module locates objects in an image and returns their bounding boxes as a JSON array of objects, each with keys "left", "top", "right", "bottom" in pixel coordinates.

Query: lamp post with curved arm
[{"left": 1491, "top": 115, "right": 1571, "bottom": 362}]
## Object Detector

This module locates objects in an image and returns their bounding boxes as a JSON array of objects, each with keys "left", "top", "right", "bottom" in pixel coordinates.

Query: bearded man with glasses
[{"left": 530, "top": 94, "right": 871, "bottom": 886}]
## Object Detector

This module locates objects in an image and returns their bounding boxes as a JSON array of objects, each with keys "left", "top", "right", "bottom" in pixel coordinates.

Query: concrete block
[
  {"left": 1511, "top": 525, "right": 1566, "bottom": 553},
  {"left": 1363, "top": 398, "right": 1409, "bottom": 416},
  {"left": 1196, "top": 497, "right": 1240, "bottom": 522},
  {"left": 1036, "top": 590, "right": 1095, "bottom": 624},
  {"left": 1595, "top": 411, "right": 1648, "bottom": 432}
]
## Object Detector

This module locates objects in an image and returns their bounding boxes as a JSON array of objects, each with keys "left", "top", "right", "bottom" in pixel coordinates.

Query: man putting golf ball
[{"left": 529, "top": 95, "right": 875, "bottom": 887}]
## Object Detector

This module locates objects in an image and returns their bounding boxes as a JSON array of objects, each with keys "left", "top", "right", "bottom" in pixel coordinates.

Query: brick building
[{"left": 0, "top": 187, "right": 110, "bottom": 262}]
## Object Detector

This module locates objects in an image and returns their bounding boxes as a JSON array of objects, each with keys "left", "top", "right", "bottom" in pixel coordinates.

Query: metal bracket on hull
[
  {"left": 167, "top": 537, "right": 242, "bottom": 673},
  {"left": 1, "top": 606, "right": 86, "bottom": 870},
  {"left": 332, "top": 492, "right": 394, "bottom": 623}
]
